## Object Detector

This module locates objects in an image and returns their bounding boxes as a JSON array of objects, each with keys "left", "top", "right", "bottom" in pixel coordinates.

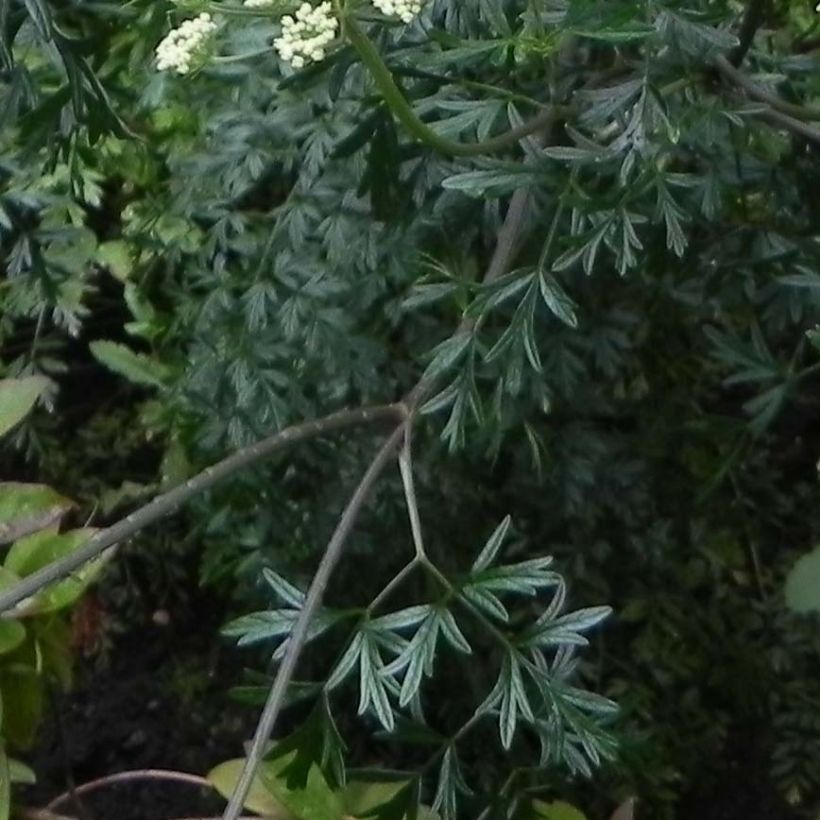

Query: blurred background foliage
[{"left": 2, "top": 0, "right": 820, "bottom": 816}]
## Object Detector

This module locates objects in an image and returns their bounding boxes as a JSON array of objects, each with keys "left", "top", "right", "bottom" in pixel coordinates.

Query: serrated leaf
[
  {"left": 442, "top": 166, "right": 544, "bottom": 197},
  {"left": 371, "top": 606, "right": 431, "bottom": 632},
  {"left": 383, "top": 611, "right": 439, "bottom": 707},
  {"left": 472, "top": 516, "right": 512, "bottom": 571},
  {"left": 402, "top": 283, "right": 459, "bottom": 311},
  {"left": 422, "top": 335, "right": 471, "bottom": 382},
  {"left": 89, "top": 341, "right": 169, "bottom": 388},
  {"left": 263, "top": 569, "right": 306, "bottom": 608},
  {"left": 538, "top": 274, "right": 578, "bottom": 328},
  {"left": 358, "top": 635, "right": 395, "bottom": 731},
  {"left": 98, "top": 240, "right": 134, "bottom": 281},
  {"left": 498, "top": 655, "right": 519, "bottom": 750},
  {"left": 539, "top": 606, "right": 612, "bottom": 632},
  {"left": 432, "top": 746, "right": 471, "bottom": 820},
  {"left": 327, "top": 632, "right": 364, "bottom": 690},
  {"left": 436, "top": 609, "right": 471, "bottom": 655},
  {"left": 553, "top": 684, "right": 618, "bottom": 717},
  {"left": 461, "top": 585, "right": 509, "bottom": 622}
]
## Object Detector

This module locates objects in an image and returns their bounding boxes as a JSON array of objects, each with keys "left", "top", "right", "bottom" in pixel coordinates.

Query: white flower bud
[
  {"left": 155, "top": 13, "right": 217, "bottom": 75},
  {"left": 273, "top": 1, "right": 337, "bottom": 68},
  {"left": 372, "top": 0, "right": 424, "bottom": 22}
]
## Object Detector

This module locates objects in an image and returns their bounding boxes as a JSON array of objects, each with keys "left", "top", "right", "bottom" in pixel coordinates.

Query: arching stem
[{"left": 336, "top": 5, "right": 554, "bottom": 157}]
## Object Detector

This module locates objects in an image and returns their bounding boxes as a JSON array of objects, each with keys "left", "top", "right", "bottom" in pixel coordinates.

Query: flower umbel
[
  {"left": 155, "top": 13, "right": 217, "bottom": 74},
  {"left": 372, "top": 0, "right": 424, "bottom": 23},
  {"left": 244, "top": 0, "right": 277, "bottom": 8},
  {"left": 274, "top": 2, "right": 338, "bottom": 69}
]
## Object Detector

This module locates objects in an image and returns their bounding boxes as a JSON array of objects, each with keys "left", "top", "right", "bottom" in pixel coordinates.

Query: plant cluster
[{"left": 1, "top": 0, "right": 820, "bottom": 817}]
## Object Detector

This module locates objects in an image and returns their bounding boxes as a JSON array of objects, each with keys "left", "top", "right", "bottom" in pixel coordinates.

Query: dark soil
[{"left": 20, "top": 602, "right": 257, "bottom": 820}]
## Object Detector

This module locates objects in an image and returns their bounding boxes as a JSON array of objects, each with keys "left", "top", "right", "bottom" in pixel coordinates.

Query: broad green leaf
[
  {"left": 5, "top": 528, "right": 107, "bottom": 613},
  {"left": 8, "top": 758, "right": 36, "bottom": 785},
  {"left": 0, "top": 377, "right": 50, "bottom": 438},
  {"left": 207, "top": 759, "right": 293, "bottom": 818},
  {"left": 785, "top": 545, "right": 820, "bottom": 613},
  {"left": 531, "top": 800, "right": 587, "bottom": 820},
  {"left": 89, "top": 341, "right": 169, "bottom": 388},
  {"left": 0, "top": 622, "right": 25, "bottom": 656},
  {"left": 258, "top": 753, "right": 345, "bottom": 820},
  {"left": 342, "top": 780, "right": 408, "bottom": 815},
  {"left": 0, "top": 483, "right": 74, "bottom": 546}
]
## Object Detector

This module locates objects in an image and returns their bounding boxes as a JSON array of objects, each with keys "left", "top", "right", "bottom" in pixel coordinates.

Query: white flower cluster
[
  {"left": 155, "top": 13, "right": 217, "bottom": 74},
  {"left": 372, "top": 0, "right": 424, "bottom": 23},
  {"left": 274, "top": 2, "right": 338, "bottom": 68},
  {"left": 244, "top": 0, "right": 276, "bottom": 8}
]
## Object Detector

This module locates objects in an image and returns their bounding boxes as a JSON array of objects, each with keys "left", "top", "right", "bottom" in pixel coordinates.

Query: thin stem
[
  {"left": 417, "top": 696, "right": 491, "bottom": 776},
  {"left": 367, "top": 558, "right": 419, "bottom": 612},
  {"left": 758, "top": 107, "right": 820, "bottom": 145},
  {"left": 728, "top": 0, "right": 767, "bottom": 66},
  {"left": 0, "top": 404, "right": 406, "bottom": 615},
  {"left": 404, "top": 181, "right": 537, "bottom": 410},
  {"left": 389, "top": 65, "right": 551, "bottom": 111},
  {"left": 221, "top": 423, "right": 407, "bottom": 820},
  {"left": 419, "top": 556, "right": 512, "bottom": 649},
  {"left": 46, "top": 770, "right": 211, "bottom": 812},
  {"left": 475, "top": 770, "right": 519, "bottom": 820},
  {"left": 536, "top": 180, "right": 571, "bottom": 271},
  {"left": 338, "top": 8, "right": 554, "bottom": 157},
  {"left": 715, "top": 54, "right": 820, "bottom": 122},
  {"left": 398, "top": 428, "right": 426, "bottom": 559},
  {"left": 211, "top": 48, "right": 273, "bottom": 63}
]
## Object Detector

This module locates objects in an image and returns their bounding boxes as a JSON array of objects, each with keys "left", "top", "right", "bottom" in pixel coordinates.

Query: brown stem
[
  {"left": 728, "top": 0, "right": 767, "bottom": 66},
  {"left": 220, "top": 423, "right": 408, "bottom": 820},
  {"left": 0, "top": 403, "right": 406, "bottom": 614},
  {"left": 46, "top": 770, "right": 211, "bottom": 811},
  {"left": 715, "top": 54, "right": 820, "bottom": 122},
  {"left": 758, "top": 107, "right": 820, "bottom": 145}
]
